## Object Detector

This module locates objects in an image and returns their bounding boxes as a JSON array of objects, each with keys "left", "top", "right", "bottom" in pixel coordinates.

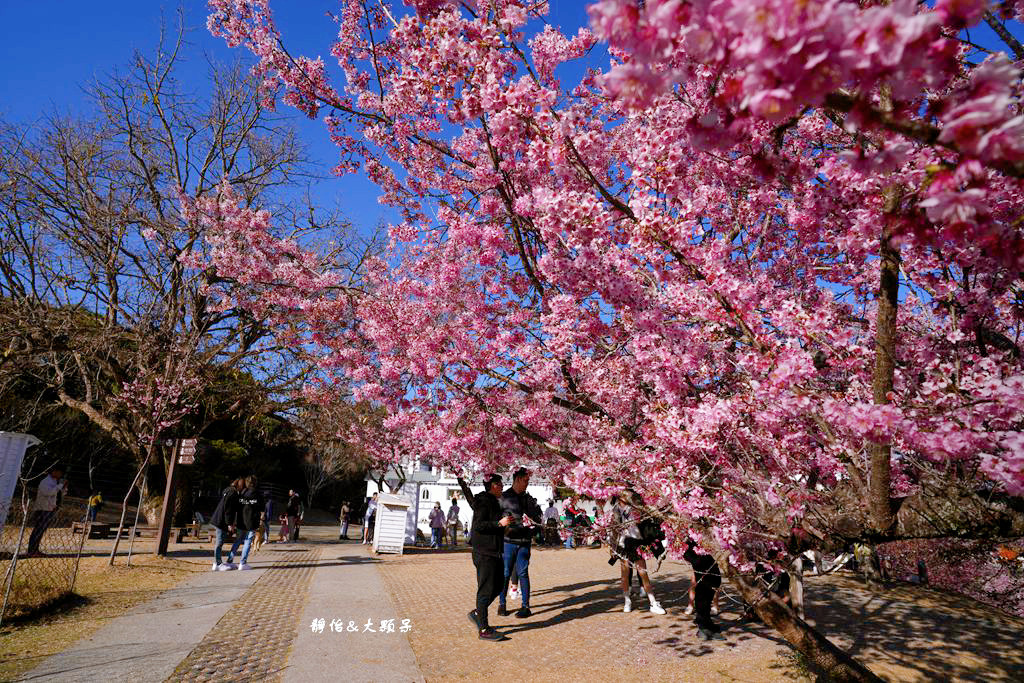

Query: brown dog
[{"left": 252, "top": 526, "right": 265, "bottom": 552}]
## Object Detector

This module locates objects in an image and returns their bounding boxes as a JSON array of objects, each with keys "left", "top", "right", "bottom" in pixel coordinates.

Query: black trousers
[
  {"left": 694, "top": 579, "right": 720, "bottom": 631},
  {"left": 473, "top": 552, "right": 504, "bottom": 628}
]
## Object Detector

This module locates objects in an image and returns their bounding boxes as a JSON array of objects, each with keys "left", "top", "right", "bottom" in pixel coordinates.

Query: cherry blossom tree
[
  {"left": 201, "top": 1, "right": 1024, "bottom": 678},
  {"left": 0, "top": 21, "right": 364, "bottom": 514}
]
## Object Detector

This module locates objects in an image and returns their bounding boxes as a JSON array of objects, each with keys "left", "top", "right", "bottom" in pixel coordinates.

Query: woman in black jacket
[
  {"left": 210, "top": 478, "right": 243, "bottom": 570},
  {"left": 226, "top": 475, "right": 264, "bottom": 570}
]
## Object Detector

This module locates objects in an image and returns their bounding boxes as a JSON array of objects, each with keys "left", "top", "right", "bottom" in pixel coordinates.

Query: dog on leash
[{"left": 252, "top": 526, "right": 265, "bottom": 552}]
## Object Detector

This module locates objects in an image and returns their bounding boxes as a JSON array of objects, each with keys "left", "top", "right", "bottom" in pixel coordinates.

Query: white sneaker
[
  {"left": 639, "top": 586, "right": 647, "bottom": 597},
  {"left": 238, "top": 563, "right": 253, "bottom": 571},
  {"left": 684, "top": 604, "right": 694, "bottom": 615},
  {"left": 649, "top": 599, "right": 666, "bottom": 615},
  {"left": 217, "top": 563, "right": 236, "bottom": 571},
  {"left": 211, "top": 561, "right": 219, "bottom": 571},
  {"left": 711, "top": 605, "right": 719, "bottom": 616},
  {"left": 623, "top": 596, "right": 633, "bottom": 613}
]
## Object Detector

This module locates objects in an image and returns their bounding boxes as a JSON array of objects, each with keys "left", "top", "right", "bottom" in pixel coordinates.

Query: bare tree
[{"left": 0, "top": 17, "right": 375, "bottom": 519}]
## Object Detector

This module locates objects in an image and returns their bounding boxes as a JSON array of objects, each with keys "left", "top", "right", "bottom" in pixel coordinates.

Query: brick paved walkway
[
  {"left": 168, "top": 548, "right": 321, "bottom": 682},
  {"left": 19, "top": 527, "right": 1024, "bottom": 682},
  {"left": 375, "top": 544, "right": 1024, "bottom": 682},
  {"left": 377, "top": 545, "right": 796, "bottom": 682}
]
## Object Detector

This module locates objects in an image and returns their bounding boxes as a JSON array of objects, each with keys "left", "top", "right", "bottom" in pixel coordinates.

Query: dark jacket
[
  {"left": 235, "top": 487, "right": 264, "bottom": 532},
  {"left": 683, "top": 542, "right": 722, "bottom": 589},
  {"left": 286, "top": 494, "right": 303, "bottom": 517},
  {"left": 499, "top": 488, "right": 543, "bottom": 545},
  {"left": 470, "top": 490, "right": 506, "bottom": 557},
  {"left": 210, "top": 486, "right": 239, "bottom": 530}
]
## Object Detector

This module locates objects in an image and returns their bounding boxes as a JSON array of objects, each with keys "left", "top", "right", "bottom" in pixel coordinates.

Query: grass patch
[{"left": 0, "top": 554, "right": 205, "bottom": 681}]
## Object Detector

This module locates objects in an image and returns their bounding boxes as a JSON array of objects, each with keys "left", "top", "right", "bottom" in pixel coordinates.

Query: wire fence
[{"left": 0, "top": 486, "right": 86, "bottom": 625}]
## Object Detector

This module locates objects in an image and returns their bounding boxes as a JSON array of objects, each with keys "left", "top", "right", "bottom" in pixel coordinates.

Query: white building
[{"left": 364, "top": 461, "right": 554, "bottom": 545}]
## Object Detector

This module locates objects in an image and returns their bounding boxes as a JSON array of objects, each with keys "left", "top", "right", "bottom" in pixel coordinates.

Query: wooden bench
[
  {"left": 175, "top": 523, "right": 210, "bottom": 543},
  {"left": 71, "top": 521, "right": 112, "bottom": 539},
  {"left": 72, "top": 522, "right": 212, "bottom": 543}
]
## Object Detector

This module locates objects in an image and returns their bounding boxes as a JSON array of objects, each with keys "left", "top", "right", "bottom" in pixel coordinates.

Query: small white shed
[
  {"left": 373, "top": 493, "right": 412, "bottom": 555},
  {"left": 0, "top": 432, "right": 40, "bottom": 530}
]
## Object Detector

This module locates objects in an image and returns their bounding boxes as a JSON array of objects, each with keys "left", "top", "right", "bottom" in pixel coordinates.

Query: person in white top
[
  {"left": 27, "top": 466, "right": 67, "bottom": 557},
  {"left": 610, "top": 492, "right": 666, "bottom": 614},
  {"left": 542, "top": 500, "right": 559, "bottom": 545}
]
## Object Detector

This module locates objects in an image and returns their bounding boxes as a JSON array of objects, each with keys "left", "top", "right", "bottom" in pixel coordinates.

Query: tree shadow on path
[{"left": 804, "top": 574, "right": 1024, "bottom": 682}]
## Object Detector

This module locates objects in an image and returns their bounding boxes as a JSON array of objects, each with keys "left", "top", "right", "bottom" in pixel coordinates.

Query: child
[{"left": 278, "top": 513, "right": 290, "bottom": 543}]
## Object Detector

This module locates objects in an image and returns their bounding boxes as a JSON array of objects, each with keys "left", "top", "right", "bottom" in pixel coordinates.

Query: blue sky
[{"left": 0, "top": 1, "right": 598, "bottom": 237}]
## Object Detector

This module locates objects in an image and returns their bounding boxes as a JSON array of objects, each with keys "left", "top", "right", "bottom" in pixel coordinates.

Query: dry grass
[{"left": 0, "top": 553, "right": 205, "bottom": 681}]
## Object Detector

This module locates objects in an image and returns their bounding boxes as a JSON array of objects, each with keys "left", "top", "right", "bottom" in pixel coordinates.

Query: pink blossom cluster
[{"left": 199, "top": 0, "right": 1024, "bottom": 566}]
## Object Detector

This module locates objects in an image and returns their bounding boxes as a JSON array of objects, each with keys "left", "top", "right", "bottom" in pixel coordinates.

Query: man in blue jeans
[{"left": 497, "top": 467, "right": 543, "bottom": 618}]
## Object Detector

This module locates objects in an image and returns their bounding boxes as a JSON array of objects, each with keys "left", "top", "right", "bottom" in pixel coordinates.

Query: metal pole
[
  {"left": 70, "top": 499, "right": 90, "bottom": 593},
  {"left": 0, "top": 489, "right": 31, "bottom": 629},
  {"left": 126, "top": 470, "right": 147, "bottom": 567},
  {"left": 109, "top": 458, "right": 150, "bottom": 566}
]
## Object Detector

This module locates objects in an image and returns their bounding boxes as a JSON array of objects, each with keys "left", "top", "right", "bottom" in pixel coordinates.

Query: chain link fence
[{"left": 0, "top": 484, "right": 86, "bottom": 625}]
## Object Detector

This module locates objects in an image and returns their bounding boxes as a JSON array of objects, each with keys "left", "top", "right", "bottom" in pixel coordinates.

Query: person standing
[
  {"left": 226, "top": 475, "right": 264, "bottom": 570},
  {"left": 685, "top": 568, "right": 720, "bottom": 616},
  {"left": 563, "top": 497, "right": 582, "bottom": 549},
  {"left": 684, "top": 539, "right": 724, "bottom": 640},
  {"left": 468, "top": 473, "right": 513, "bottom": 641},
  {"left": 211, "top": 478, "right": 243, "bottom": 570},
  {"left": 339, "top": 500, "right": 351, "bottom": 540},
  {"left": 263, "top": 494, "right": 274, "bottom": 543},
  {"left": 497, "top": 467, "right": 543, "bottom": 618},
  {"left": 446, "top": 498, "right": 461, "bottom": 547},
  {"left": 26, "top": 466, "right": 67, "bottom": 557},
  {"left": 610, "top": 492, "right": 666, "bottom": 615},
  {"left": 87, "top": 491, "right": 103, "bottom": 522},
  {"left": 362, "top": 493, "right": 378, "bottom": 545},
  {"left": 543, "top": 499, "right": 559, "bottom": 545},
  {"left": 429, "top": 501, "right": 445, "bottom": 549},
  {"left": 285, "top": 489, "right": 303, "bottom": 543}
]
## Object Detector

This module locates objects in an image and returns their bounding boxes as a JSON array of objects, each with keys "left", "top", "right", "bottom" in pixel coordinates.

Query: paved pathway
[
  {"left": 17, "top": 527, "right": 1024, "bottom": 682},
  {"left": 168, "top": 548, "right": 319, "bottom": 681},
  {"left": 19, "top": 530, "right": 421, "bottom": 682},
  {"left": 377, "top": 544, "right": 795, "bottom": 682}
]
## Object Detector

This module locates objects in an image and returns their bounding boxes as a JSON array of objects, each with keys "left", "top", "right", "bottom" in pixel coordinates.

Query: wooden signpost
[{"left": 156, "top": 438, "right": 197, "bottom": 556}]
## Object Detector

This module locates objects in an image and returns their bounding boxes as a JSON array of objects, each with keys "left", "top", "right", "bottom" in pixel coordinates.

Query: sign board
[{"left": 177, "top": 438, "right": 197, "bottom": 465}]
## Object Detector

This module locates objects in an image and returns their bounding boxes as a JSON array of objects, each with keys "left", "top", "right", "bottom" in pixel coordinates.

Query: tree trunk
[
  {"left": 868, "top": 226, "right": 900, "bottom": 535},
  {"left": 725, "top": 569, "right": 884, "bottom": 682}
]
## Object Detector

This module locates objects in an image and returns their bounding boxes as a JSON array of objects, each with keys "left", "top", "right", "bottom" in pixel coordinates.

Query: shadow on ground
[{"left": 802, "top": 574, "right": 1024, "bottom": 682}]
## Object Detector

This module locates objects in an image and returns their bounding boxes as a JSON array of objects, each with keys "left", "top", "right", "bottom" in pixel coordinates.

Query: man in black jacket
[
  {"left": 210, "top": 478, "right": 243, "bottom": 570},
  {"left": 227, "top": 475, "right": 265, "bottom": 570},
  {"left": 497, "top": 467, "right": 543, "bottom": 618},
  {"left": 469, "top": 473, "right": 512, "bottom": 641}
]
